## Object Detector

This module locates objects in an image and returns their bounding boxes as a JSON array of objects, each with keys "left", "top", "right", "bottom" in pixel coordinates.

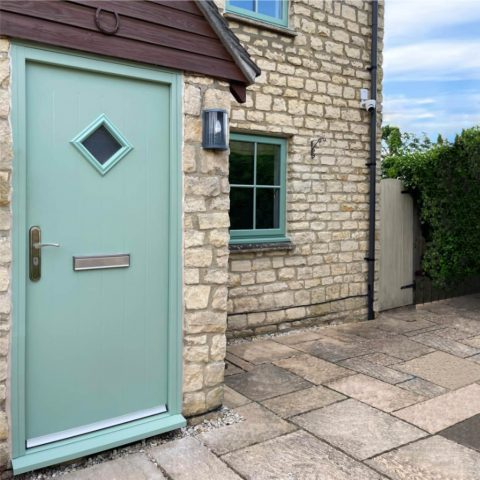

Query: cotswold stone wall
[
  {"left": 182, "top": 76, "right": 231, "bottom": 415},
  {"left": 0, "top": 37, "right": 11, "bottom": 474},
  {"left": 219, "top": 0, "right": 384, "bottom": 336}
]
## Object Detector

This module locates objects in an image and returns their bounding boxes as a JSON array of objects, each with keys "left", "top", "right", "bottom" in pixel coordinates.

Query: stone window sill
[
  {"left": 223, "top": 12, "right": 298, "bottom": 37},
  {"left": 229, "top": 240, "right": 294, "bottom": 253}
]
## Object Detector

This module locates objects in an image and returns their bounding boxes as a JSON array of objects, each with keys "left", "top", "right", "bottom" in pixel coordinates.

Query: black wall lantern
[{"left": 202, "top": 109, "right": 229, "bottom": 150}]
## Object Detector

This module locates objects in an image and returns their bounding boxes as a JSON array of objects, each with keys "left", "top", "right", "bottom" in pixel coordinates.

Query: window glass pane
[
  {"left": 229, "top": 0, "right": 255, "bottom": 12},
  {"left": 81, "top": 125, "right": 121, "bottom": 165},
  {"left": 257, "top": 143, "right": 281, "bottom": 186},
  {"left": 256, "top": 188, "right": 280, "bottom": 229},
  {"left": 229, "top": 141, "right": 255, "bottom": 185},
  {"left": 230, "top": 187, "right": 254, "bottom": 230},
  {"left": 258, "top": 0, "right": 283, "bottom": 19}
]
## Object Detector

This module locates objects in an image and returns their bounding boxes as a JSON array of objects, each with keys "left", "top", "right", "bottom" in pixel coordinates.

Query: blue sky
[{"left": 383, "top": 0, "right": 480, "bottom": 140}]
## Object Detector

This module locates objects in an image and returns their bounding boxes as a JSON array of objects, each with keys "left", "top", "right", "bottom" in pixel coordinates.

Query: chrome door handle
[{"left": 29, "top": 226, "right": 60, "bottom": 282}]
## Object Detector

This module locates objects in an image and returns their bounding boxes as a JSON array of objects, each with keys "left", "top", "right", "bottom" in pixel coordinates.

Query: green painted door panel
[{"left": 25, "top": 61, "right": 171, "bottom": 442}]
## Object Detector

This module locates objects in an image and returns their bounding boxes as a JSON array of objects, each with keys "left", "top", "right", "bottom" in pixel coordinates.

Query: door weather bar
[{"left": 26, "top": 404, "right": 167, "bottom": 448}]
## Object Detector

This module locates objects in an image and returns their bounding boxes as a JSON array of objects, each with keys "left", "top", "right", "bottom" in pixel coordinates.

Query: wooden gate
[{"left": 379, "top": 179, "right": 414, "bottom": 311}]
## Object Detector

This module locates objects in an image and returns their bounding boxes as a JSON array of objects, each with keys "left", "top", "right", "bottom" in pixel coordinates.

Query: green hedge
[{"left": 382, "top": 126, "right": 480, "bottom": 287}]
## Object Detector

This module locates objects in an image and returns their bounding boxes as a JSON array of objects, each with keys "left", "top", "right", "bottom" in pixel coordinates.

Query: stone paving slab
[
  {"left": 293, "top": 337, "right": 369, "bottom": 362},
  {"left": 261, "top": 385, "right": 345, "bottom": 418},
  {"left": 149, "top": 437, "right": 241, "bottom": 480},
  {"left": 292, "top": 399, "right": 426, "bottom": 460},
  {"left": 326, "top": 374, "right": 425, "bottom": 412},
  {"left": 402, "top": 325, "right": 444, "bottom": 337},
  {"left": 409, "top": 331, "right": 480, "bottom": 358},
  {"left": 273, "top": 331, "right": 322, "bottom": 345},
  {"left": 395, "top": 351, "right": 480, "bottom": 389},
  {"left": 339, "top": 356, "right": 413, "bottom": 384},
  {"left": 225, "top": 363, "right": 311, "bottom": 401},
  {"left": 446, "top": 294, "right": 480, "bottom": 308},
  {"left": 439, "top": 413, "right": 480, "bottom": 453},
  {"left": 58, "top": 454, "right": 164, "bottom": 480},
  {"left": 355, "top": 352, "right": 403, "bottom": 366},
  {"left": 274, "top": 353, "right": 353, "bottom": 385},
  {"left": 313, "top": 328, "right": 367, "bottom": 344},
  {"left": 397, "top": 377, "right": 447, "bottom": 398},
  {"left": 223, "top": 385, "right": 251, "bottom": 408},
  {"left": 225, "top": 352, "right": 254, "bottom": 372},
  {"left": 367, "top": 435, "right": 480, "bottom": 480},
  {"left": 335, "top": 321, "right": 396, "bottom": 339},
  {"left": 414, "top": 326, "right": 473, "bottom": 340},
  {"left": 376, "top": 316, "right": 437, "bottom": 334},
  {"left": 470, "top": 353, "right": 480, "bottom": 363},
  {"left": 224, "top": 361, "right": 243, "bottom": 376},
  {"left": 445, "top": 294, "right": 480, "bottom": 309},
  {"left": 462, "top": 334, "right": 480, "bottom": 348},
  {"left": 367, "top": 335, "right": 434, "bottom": 361},
  {"left": 227, "top": 340, "right": 298, "bottom": 365},
  {"left": 199, "top": 402, "right": 296, "bottom": 455},
  {"left": 422, "top": 312, "right": 480, "bottom": 336},
  {"left": 393, "top": 383, "right": 480, "bottom": 433},
  {"left": 222, "top": 430, "right": 387, "bottom": 480}
]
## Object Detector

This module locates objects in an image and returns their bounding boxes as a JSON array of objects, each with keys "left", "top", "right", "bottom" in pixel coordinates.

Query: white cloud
[
  {"left": 385, "top": 0, "right": 480, "bottom": 45},
  {"left": 383, "top": 0, "right": 480, "bottom": 137},
  {"left": 384, "top": 40, "right": 480, "bottom": 81},
  {"left": 383, "top": 93, "right": 480, "bottom": 138}
]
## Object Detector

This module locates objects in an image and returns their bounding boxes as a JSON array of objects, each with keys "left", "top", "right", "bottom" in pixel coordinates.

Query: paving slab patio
[{"left": 22, "top": 295, "right": 480, "bottom": 480}]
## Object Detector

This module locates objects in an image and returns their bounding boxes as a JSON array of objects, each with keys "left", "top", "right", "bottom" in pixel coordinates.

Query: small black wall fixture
[
  {"left": 310, "top": 136, "right": 326, "bottom": 159},
  {"left": 202, "top": 109, "right": 229, "bottom": 150}
]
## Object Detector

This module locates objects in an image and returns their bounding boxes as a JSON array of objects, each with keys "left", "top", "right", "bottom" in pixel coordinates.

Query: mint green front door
[{"left": 22, "top": 53, "right": 174, "bottom": 448}]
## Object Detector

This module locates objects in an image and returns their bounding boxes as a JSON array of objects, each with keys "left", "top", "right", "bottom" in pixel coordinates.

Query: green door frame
[{"left": 10, "top": 42, "right": 185, "bottom": 474}]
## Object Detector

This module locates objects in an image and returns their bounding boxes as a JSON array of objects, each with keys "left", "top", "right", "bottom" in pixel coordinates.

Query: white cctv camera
[{"left": 360, "top": 88, "right": 376, "bottom": 112}]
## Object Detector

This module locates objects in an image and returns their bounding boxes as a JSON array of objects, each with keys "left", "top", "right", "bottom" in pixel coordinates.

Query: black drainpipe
[{"left": 366, "top": 0, "right": 379, "bottom": 320}]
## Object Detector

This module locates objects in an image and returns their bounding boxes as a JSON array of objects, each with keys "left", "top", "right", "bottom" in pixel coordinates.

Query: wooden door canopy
[{"left": 0, "top": 0, "right": 260, "bottom": 103}]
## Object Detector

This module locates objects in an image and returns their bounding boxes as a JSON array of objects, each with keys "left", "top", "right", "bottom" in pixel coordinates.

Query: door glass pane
[
  {"left": 257, "top": 143, "right": 281, "bottom": 186},
  {"left": 229, "top": 141, "right": 255, "bottom": 185},
  {"left": 230, "top": 187, "right": 254, "bottom": 230},
  {"left": 81, "top": 125, "right": 122, "bottom": 165},
  {"left": 258, "top": 0, "right": 283, "bottom": 18},
  {"left": 230, "top": 0, "right": 255, "bottom": 12},
  {"left": 256, "top": 188, "right": 280, "bottom": 229}
]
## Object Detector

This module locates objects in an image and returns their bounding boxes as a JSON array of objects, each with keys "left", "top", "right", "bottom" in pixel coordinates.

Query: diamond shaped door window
[{"left": 71, "top": 114, "right": 133, "bottom": 175}]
